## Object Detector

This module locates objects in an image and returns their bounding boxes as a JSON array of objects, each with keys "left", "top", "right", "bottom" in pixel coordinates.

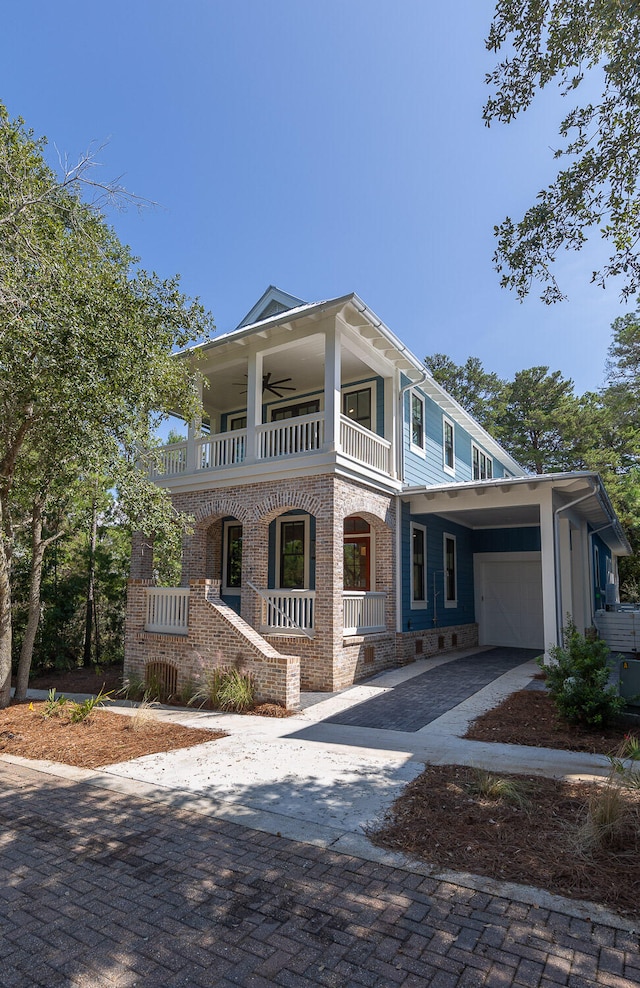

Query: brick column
[{"left": 240, "top": 518, "right": 269, "bottom": 631}]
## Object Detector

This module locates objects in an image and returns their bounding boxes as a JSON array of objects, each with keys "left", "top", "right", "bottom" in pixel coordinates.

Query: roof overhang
[{"left": 402, "top": 472, "right": 632, "bottom": 556}]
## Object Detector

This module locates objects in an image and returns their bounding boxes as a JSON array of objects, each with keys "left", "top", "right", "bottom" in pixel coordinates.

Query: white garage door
[{"left": 476, "top": 555, "right": 544, "bottom": 649}]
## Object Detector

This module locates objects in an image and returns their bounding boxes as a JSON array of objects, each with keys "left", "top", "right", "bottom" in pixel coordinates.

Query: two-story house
[{"left": 124, "top": 287, "right": 630, "bottom": 708}]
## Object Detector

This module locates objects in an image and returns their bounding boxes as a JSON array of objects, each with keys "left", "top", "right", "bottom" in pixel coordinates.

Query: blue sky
[{"left": 2, "top": 1, "right": 631, "bottom": 394}]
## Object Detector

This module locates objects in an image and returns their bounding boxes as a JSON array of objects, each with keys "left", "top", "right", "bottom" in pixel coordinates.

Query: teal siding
[
  {"left": 472, "top": 527, "right": 541, "bottom": 554},
  {"left": 592, "top": 531, "right": 612, "bottom": 611},
  {"left": 400, "top": 503, "right": 475, "bottom": 631}
]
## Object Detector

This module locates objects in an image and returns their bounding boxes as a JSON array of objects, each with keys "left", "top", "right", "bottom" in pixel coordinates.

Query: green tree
[
  {"left": 495, "top": 366, "right": 579, "bottom": 473},
  {"left": 485, "top": 1, "right": 640, "bottom": 302},
  {"left": 0, "top": 104, "right": 213, "bottom": 706},
  {"left": 425, "top": 354, "right": 505, "bottom": 431}
]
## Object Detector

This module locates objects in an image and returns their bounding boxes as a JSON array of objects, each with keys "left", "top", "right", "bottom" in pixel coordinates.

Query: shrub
[
  {"left": 216, "top": 667, "right": 255, "bottom": 712},
  {"left": 187, "top": 666, "right": 254, "bottom": 712},
  {"left": 69, "top": 687, "right": 113, "bottom": 723},
  {"left": 541, "top": 620, "right": 625, "bottom": 729}
]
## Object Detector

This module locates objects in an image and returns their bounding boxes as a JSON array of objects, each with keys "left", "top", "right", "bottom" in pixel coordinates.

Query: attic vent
[{"left": 258, "top": 299, "right": 288, "bottom": 320}]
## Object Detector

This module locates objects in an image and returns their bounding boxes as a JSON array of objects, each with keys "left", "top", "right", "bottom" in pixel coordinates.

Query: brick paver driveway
[
  {"left": 325, "top": 649, "right": 540, "bottom": 733},
  {"left": 0, "top": 761, "right": 637, "bottom": 988}
]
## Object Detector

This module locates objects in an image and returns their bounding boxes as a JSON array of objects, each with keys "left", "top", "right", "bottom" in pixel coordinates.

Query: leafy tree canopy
[
  {"left": 0, "top": 102, "right": 214, "bottom": 705},
  {"left": 485, "top": 1, "right": 640, "bottom": 302}
]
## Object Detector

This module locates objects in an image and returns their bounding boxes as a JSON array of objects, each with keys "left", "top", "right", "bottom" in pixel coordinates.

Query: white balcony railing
[
  {"left": 150, "top": 412, "right": 393, "bottom": 478},
  {"left": 340, "top": 416, "right": 391, "bottom": 473},
  {"left": 257, "top": 413, "right": 324, "bottom": 459},
  {"left": 197, "top": 429, "right": 247, "bottom": 469},
  {"left": 258, "top": 589, "right": 316, "bottom": 636},
  {"left": 343, "top": 591, "right": 386, "bottom": 635},
  {"left": 145, "top": 587, "right": 190, "bottom": 634},
  {"left": 150, "top": 441, "right": 189, "bottom": 478}
]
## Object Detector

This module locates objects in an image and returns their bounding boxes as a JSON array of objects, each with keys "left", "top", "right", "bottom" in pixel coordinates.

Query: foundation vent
[
  {"left": 451, "top": 633, "right": 458, "bottom": 648},
  {"left": 415, "top": 639, "right": 423, "bottom": 655},
  {"left": 364, "top": 645, "right": 375, "bottom": 665},
  {"left": 438, "top": 635, "right": 445, "bottom": 650},
  {"left": 145, "top": 661, "right": 178, "bottom": 700}
]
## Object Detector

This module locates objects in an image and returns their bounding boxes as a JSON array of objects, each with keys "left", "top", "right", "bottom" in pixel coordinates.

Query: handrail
[{"left": 246, "top": 579, "right": 314, "bottom": 639}]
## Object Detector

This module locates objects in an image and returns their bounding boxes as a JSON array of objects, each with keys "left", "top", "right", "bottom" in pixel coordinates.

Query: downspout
[
  {"left": 553, "top": 484, "right": 597, "bottom": 644},
  {"left": 395, "top": 369, "right": 428, "bottom": 634}
]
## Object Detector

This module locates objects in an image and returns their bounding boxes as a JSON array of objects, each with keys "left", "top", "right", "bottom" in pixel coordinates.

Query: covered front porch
[{"left": 126, "top": 474, "right": 398, "bottom": 697}]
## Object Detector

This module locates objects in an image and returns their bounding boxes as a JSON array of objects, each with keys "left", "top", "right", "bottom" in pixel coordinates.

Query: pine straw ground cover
[
  {"left": 371, "top": 688, "right": 640, "bottom": 921},
  {"left": 0, "top": 701, "right": 225, "bottom": 768}
]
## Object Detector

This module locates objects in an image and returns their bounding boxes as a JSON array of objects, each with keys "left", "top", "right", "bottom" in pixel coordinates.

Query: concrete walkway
[{"left": 2, "top": 647, "right": 637, "bottom": 986}]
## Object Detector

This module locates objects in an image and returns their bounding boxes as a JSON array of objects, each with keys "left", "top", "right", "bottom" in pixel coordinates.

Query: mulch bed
[
  {"left": 0, "top": 701, "right": 225, "bottom": 769},
  {"left": 464, "top": 687, "right": 632, "bottom": 755},
  {"left": 370, "top": 764, "right": 640, "bottom": 921}
]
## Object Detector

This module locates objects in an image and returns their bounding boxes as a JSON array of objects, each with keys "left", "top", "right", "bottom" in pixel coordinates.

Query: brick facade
[
  {"left": 124, "top": 472, "right": 476, "bottom": 701},
  {"left": 125, "top": 579, "right": 300, "bottom": 708}
]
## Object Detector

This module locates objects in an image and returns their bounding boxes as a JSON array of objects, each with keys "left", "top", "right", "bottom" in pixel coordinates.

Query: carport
[{"left": 402, "top": 472, "right": 630, "bottom": 657}]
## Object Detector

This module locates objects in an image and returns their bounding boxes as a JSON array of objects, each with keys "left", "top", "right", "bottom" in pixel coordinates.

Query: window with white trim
[
  {"left": 343, "top": 387, "right": 372, "bottom": 431},
  {"left": 411, "top": 523, "right": 427, "bottom": 608},
  {"left": 410, "top": 391, "right": 425, "bottom": 451},
  {"left": 276, "top": 516, "right": 309, "bottom": 589},
  {"left": 444, "top": 534, "right": 457, "bottom": 607},
  {"left": 443, "top": 417, "right": 455, "bottom": 474},
  {"left": 472, "top": 443, "right": 493, "bottom": 480}
]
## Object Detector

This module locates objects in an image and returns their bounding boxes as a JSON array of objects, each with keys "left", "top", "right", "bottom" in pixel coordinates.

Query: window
[
  {"left": 343, "top": 516, "right": 371, "bottom": 590},
  {"left": 229, "top": 415, "right": 247, "bottom": 431},
  {"left": 472, "top": 443, "right": 493, "bottom": 480},
  {"left": 271, "top": 399, "right": 320, "bottom": 421},
  {"left": 410, "top": 391, "right": 425, "bottom": 450},
  {"left": 277, "top": 517, "right": 309, "bottom": 589},
  {"left": 411, "top": 523, "right": 427, "bottom": 608},
  {"left": 223, "top": 522, "right": 243, "bottom": 593},
  {"left": 443, "top": 417, "right": 455, "bottom": 473},
  {"left": 444, "top": 534, "right": 457, "bottom": 607},
  {"left": 343, "top": 388, "right": 372, "bottom": 431}
]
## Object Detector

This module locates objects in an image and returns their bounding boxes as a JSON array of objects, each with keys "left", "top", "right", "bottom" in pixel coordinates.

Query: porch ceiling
[{"left": 203, "top": 336, "right": 374, "bottom": 415}]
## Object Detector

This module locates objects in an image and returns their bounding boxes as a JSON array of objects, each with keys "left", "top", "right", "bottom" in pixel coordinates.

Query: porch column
[
  {"left": 557, "top": 516, "right": 573, "bottom": 630},
  {"left": 245, "top": 351, "right": 263, "bottom": 464},
  {"left": 539, "top": 490, "right": 559, "bottom": 661},
  {"left": 384, "top": 373, "right": 397, "bottom": 478},
  {"left": 186, "top": 373, "right": 204, "bottom": 473},
  {"left": 323, "top": 324, "right": 341, "bottom": 452}
]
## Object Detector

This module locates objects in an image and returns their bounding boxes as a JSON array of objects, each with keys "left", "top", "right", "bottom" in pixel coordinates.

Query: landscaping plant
[
  {"left": 69, "top": 687, "right": 113, "bottom": 724},
  {"left": 540, "top": 620, "right": 625, "bottom": 729}
]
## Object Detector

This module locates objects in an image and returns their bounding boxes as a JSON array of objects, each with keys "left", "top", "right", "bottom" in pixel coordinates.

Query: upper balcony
[
  {"left": 150, "top": 410, "right": 393, "bottom": 482},
  {"left": 148, "top": 306, "right": 403, "bottom": 491}
]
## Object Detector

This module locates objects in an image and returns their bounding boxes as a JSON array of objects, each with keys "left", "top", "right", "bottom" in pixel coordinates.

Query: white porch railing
[
  {"left": 257, "top": 413, "right": 324, "bottom": 459},
  {"left": 145, "top": 587, "right": 190, "bottom": 634},
  {"left": 340, "top": 415, "right": 391, "bottom": 473},
  {"left": 150, "top": 441, "right": 189, "bottom": 478},
  {"left": 256, "top": 588, "right": 316, "bottom": 637},
  {"left": 343, "top": 591, "right": 386, "bottom": 635},
  {"left": 198, "top": 429, "right": 247, "bottom": 469},
  {"left": 150, "top": 412, "right": 393, "bottom": 477}
]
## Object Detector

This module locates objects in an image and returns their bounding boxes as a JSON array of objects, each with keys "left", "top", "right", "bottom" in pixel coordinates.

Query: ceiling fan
[{"left": 234, "top": 372, "right": 296, "bottom": 399}]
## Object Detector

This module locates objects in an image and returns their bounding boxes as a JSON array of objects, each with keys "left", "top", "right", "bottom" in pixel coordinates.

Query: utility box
[{"left": 619, "top": 658, "right": 640, "bottom": 707}]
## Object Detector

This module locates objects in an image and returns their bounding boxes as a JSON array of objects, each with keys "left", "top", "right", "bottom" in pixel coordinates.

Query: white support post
[
  {"left": 186, "top": 373, "right": 204, "bottom": 473},
  {"left": 557, "top": 516, "right": 573, "bottom": 630},
  {"left": 384, "top": 374, "right": 396, "bottom": 477},
  {"left": 323, "top": 325, "right": 341, "bottom": 452},
  {"left": 245, "top": 351, "right": 262, "bottom": 464},
  {"left": 539, "top": 489, "right": 559, "bottom": 661}
]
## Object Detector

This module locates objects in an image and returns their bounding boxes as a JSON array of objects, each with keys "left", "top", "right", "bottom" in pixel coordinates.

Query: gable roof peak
[{"left": 236, "top": 286, "right": 307, "bottom": 329}]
